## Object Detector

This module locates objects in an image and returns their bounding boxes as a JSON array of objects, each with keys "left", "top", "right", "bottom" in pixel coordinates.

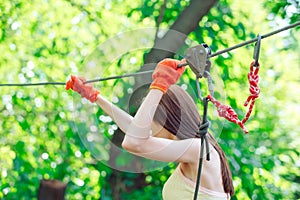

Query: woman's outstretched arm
[
  {"left": 66, "top": 75, "right": 133, "bottom": 133},
  {"left": 95, "top": 94, "right": 133, "bottom": 133}
]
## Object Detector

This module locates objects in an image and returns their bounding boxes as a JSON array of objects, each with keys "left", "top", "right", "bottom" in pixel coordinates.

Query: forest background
[{"left": 0, "top": 0, "right": 299, "bottom": 199}]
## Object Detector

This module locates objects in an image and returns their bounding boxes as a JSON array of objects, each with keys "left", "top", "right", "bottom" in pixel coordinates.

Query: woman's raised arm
[
  {"left": 95, "top": 94, "right": 133, "bottom": 133},
  {"left": 66, "top": 75, "right": 133, "bottom": 133}
]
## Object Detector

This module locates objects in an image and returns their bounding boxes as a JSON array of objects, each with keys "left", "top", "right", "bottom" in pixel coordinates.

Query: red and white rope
[{"left": 207, "top": 61, "right": 260, "bottom": 134}]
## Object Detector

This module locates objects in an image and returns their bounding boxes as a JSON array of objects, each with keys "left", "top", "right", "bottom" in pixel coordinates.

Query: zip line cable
[
  {"left": 84, "top": 70, "right": 154, "bottom": 84},
  {"left": 0, "top": 21, "right": 299, "bottom": 87},
  {"left": 0, "top": 82, "right": 66, "bottom": 87},
  {"left": 209, "top": 21, "right": 300, "bottom": 58},
  {"left": 0, "top": 70, "right": 154, "bottom": 86}
]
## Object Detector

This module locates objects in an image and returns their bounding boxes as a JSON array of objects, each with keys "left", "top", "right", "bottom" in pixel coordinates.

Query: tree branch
[
  {"left": 154, "top": 0, "right": 168, "bottom": 43},
  {"left": 143, "top": 0, "right": 218, "bottom": 70}
]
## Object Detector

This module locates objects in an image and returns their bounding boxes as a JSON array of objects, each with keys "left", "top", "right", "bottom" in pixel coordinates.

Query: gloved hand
[
  {"left": 66, "top": 75, "right": 99, "bottom": 103},
  {"left": 150, "top": 58, "right": 186, "bottom": 93}
]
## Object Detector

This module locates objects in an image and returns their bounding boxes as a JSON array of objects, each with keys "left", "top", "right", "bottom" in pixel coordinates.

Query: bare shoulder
[
  {"left": 180, "top": 145, "right": 224, "bottom": 191},
  {"left": 180, "top": 143, "right": 222, "bottom": 176}
]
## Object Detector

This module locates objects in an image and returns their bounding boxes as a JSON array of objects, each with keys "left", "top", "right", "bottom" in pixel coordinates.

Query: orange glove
[
  {"left": 150, "top": 58, "right": 186, "bottom": 93},
  {"left": 66, "top": 75, "right": 99, "bottom": 103}
]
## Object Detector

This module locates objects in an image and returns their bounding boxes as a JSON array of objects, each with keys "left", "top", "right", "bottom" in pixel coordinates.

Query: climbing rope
[
  {"left": 242, "top": 61, "right": 260, "bottom": 124},
  {"left": 207, "top": 94, "right": 249, "bottom": 133},
  {"left": 207, "top": 60, "right": 261, "bottom": 134},
  {"left": 193, "top": 97, "right": 210, "bottom": 200}
]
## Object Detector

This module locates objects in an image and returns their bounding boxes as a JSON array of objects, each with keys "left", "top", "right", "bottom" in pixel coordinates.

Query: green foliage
[{"left": 0, "top": 0, "right": 299, "bottom": 199}]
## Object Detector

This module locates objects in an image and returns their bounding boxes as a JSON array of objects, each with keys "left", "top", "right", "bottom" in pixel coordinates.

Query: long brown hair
[{"left": 153, "top": 85, "right": 234, "bottom": 196}]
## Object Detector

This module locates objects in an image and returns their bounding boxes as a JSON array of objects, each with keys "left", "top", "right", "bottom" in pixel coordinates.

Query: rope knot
[
  {"left": 198, "top": 121, "right": 210, "bottom": 136},
  {"left": 245, "top": 62, "right": 260, "bottom": 107},
  {"left": 207, "top": 95, "right": 249, "bottom": 134}
]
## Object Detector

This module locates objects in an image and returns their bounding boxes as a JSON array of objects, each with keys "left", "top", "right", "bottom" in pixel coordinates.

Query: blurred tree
[{"left": 0, "top": 0, "right": 299, "bottom": 199}]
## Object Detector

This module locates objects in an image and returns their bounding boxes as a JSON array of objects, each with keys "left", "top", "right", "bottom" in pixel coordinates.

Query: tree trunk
[
  {"left": 142, "top": 0, "right": 218, "bottom": 72},
  {"left": 37, "top": 179, "right": 67, "bottom": 200}
]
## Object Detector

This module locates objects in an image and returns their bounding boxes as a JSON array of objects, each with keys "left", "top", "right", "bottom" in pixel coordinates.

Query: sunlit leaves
[{"left": 0, "top": 0, "right": 299, "bottom": 199}]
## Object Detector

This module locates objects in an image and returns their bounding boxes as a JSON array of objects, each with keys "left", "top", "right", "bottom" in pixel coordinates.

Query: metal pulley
[{"left": 185, "top": 43, "right": 211, "bottom": 78}]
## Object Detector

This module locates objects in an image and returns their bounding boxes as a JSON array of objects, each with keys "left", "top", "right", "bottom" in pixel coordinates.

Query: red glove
[
  {"left": 66, "top": 75, "right": 99, "bottom": 103},
  {"left": 150, "top": 58, "right": 186, "bottom": 93}
]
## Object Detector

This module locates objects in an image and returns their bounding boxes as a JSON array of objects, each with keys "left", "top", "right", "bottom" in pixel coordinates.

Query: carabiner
[{"left": 253, "top": 34, "right": 261, "bottom": 67}]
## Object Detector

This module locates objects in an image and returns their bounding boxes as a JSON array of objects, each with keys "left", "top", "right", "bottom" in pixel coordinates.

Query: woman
[{"left": 66, "top": 58, "right": 234, "bottom": 199}]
